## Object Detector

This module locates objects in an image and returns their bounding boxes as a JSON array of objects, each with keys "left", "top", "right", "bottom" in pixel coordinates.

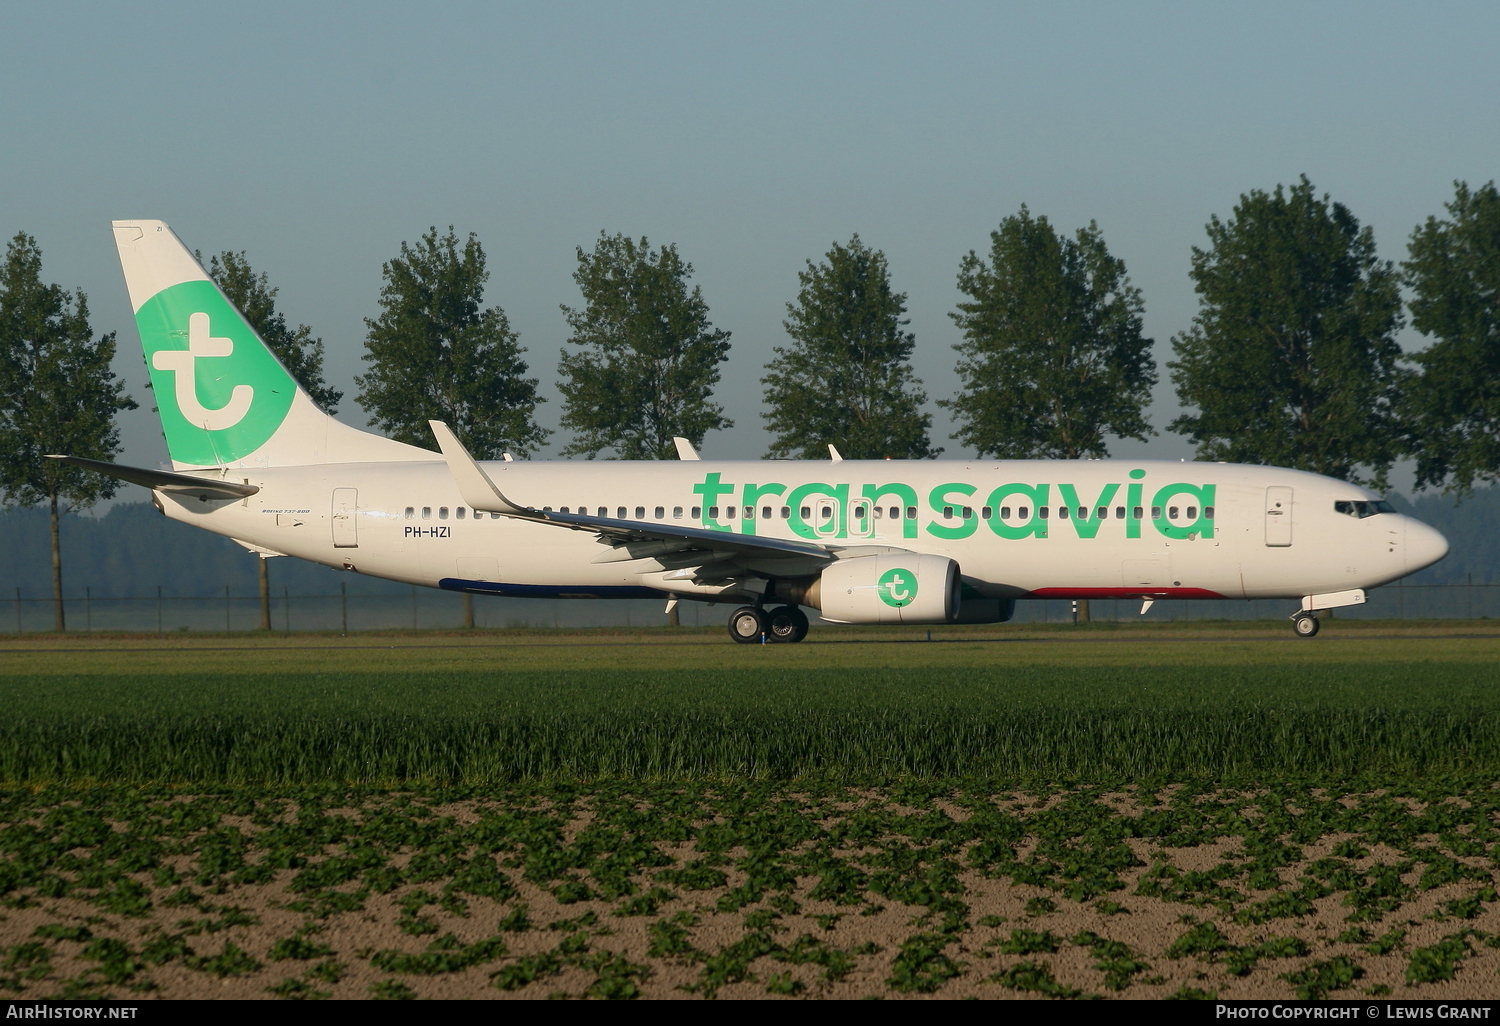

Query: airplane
[{"left": 49, "top": 220, "right": 1450, "bottom": 642}]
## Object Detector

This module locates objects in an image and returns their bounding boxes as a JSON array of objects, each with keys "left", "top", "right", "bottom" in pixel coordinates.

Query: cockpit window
[{"left": 1335, "top": 499, "right": 1395, "bottom": 519}]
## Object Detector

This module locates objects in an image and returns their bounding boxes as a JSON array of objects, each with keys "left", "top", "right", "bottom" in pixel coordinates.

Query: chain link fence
[{"left": 5, "top": 579, "right": 1496, "bottom": 633}]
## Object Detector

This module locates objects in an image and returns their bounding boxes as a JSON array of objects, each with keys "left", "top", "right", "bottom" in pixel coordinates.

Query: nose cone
[{"left": 1405, "top": 517, "right": 1449, "bottom": 574}]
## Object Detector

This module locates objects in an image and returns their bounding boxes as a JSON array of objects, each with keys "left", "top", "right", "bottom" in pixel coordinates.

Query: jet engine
[{"left": 817, "top": 553, "right": 960, "bottom": 624}]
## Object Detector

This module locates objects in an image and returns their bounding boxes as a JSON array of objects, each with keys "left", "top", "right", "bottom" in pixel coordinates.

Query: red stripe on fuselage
[{"left": 1024, "top": 587, "right": 1227, "bottom": 600}]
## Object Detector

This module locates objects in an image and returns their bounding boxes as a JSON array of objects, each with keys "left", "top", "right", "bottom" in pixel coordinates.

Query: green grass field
[{"left": 5, "top": 620, "right": 1499, "bottom": 784}]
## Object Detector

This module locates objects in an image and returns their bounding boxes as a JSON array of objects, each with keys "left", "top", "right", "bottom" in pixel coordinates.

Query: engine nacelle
[{"left": 818, "top": 553, "right": 960, "bottom": 624}]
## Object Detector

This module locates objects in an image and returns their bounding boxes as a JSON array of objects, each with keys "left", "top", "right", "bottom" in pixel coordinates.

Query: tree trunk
[
  {"left": 49, "top": 491, "right": 65, "bottom": 633},
  {"left": 1077, "top": 598, "right": 1091, "bottom": 623},
  {"left": 462, "top": 591, "right": 475, "bottom": 629},
  {"left": 258, "top": 558, "right": 271, "bottom": 631}
]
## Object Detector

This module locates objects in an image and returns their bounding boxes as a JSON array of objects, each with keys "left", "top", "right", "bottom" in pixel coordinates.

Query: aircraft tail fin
[{"left": 111, "top": 220, "right": 433, "bottom": 469}]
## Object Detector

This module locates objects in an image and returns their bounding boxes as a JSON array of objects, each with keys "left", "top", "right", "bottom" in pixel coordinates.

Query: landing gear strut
[
  {"left": 1292, "top": 612, "right": 1320, "bottom": 638},
  {"left": 727, "top": 605, "right": 809, "bottom": 644}
]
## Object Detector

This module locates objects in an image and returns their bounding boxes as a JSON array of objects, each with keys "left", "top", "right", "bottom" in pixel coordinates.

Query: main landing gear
[
  {"left": 1292, "top": 612, "right": 1321, "bottom": 638},
  {"left": 727, "top": 605, "right": 809, "bottom": 645}
]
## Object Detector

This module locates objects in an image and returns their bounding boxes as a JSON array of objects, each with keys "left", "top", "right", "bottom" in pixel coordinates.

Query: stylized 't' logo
[
  {"left": 151, "top": 312, "right": 254, "bottom": 430},
  {"left": 878, "top": 567, "right": 918, "bottom": 607}
]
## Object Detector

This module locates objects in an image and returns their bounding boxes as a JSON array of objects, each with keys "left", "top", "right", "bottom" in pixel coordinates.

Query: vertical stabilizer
[{"left": 112, "top": 220, "right": 433, "bottom": 469}]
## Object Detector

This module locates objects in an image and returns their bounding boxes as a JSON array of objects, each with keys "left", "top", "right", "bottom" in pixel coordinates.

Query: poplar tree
[
  {"left": 1169, "top": 177, "right": 1405, "bottom": 487},
  {"left": 0, "top": 232, "right": 137, "bottom": 631},
  {"left": 357, "top": 226, "right": 546, "bottom": 458},
  {"left": 357, "top": 226, "right": 547, "bottom": 629},
  {"left": 558, "top": 233, "right": 732, "bottom": 459},
  {"left": 203, "top": 250, "right": 342, "bottom": 413},
  {"left": 942, "top": 207, "right": 1156, "bottom": 459},
  {"left": 1401, "top": 180, "right": 1500, "bottom": 494},
  {"left": 762, "top": 236, "right": 936, "bottom": 459},
  {"left": 203, "top": 249, "right": 343, "bottom": 629}
]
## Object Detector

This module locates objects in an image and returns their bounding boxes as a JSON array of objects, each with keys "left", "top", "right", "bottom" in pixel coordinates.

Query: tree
[
  {"left": 1401, "top": 180, "right": 1500, "bottom": 494},
  {"left": 558, "top": 233, "right": 731, "bottom": 459},
  {"left": 762, "top": 236, "right": 937, "bottom": 459},
  {"left": 202, "top": 248, "right": 343, "bottom": 629},
  {"left": 357, "top": 226, "right": 548, "bottom": 629},
  {"left": 357, "top": 226, "right": 547, "bottom": 458},
  {"left": 0, "top": 232, "right": 137, "bottom": 631},
  {"left": 202, "top": 250, "right": 343, "bottom": 413},
  {"left": 1169, "top": 177, "right": 1405, "bottom": 487},
  {"left": 942, "top": 206, "right": 1156, "bottom": 460}
]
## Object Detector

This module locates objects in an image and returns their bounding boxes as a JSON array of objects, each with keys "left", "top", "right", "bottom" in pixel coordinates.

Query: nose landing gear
[
  {"left": 1292, "top": 612, "right": 1320, "bottom": 638},
  {"left": 727, "top": 605, "right": 809, "bottom": 644}
]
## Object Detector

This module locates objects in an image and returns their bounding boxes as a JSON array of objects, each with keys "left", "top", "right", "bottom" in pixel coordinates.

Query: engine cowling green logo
[
  {"left": 878, "top": 567, "right": 918, "bottom": 607},
  {"left": 135, "top": 279, "right": 296, "bottom": 465}
]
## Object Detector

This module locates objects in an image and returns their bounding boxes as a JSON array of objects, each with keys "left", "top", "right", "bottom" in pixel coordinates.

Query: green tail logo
[{"left": 137, "top": 280, "right": 296, "bottom": 464}]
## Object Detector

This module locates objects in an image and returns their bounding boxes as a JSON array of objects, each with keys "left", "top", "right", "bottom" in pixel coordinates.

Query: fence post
[
  {"left": 86, "top": 586, "right": 92, "bottom": 634},
  {"left": 341, "top": 581, "right": 348, "bottom": 636},
  {"left": 225, "top": 584, "right": 231, "bottom": 637},
  {"left": 1468, "top": 573, "right": 1474, "bottom": 619},
  {"left": 411, "top": 585, "right": 417, "bottom": 630},
  {"left": 156, "top": 585, "right": 163, "bottom": 634},
  {"left": 284, "top": 585, "right": 290, "bottom": 632},
  {"left": 1399, "top": 578, "right": 1405, "bottom": 620},
  {"left": 14, "top": 587, "right": 20, "bottom": 635}
]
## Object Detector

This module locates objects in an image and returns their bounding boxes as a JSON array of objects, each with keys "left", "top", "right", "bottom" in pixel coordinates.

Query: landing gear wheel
[
  {"left": 1292, "top": 612, "right": 1321, "bottom": 638},
  {"left": 766, "top": 605, "right": 809, "bottom": 643},
  {"left": 728, "top": 606, "right": 768, "bottom": 645}
]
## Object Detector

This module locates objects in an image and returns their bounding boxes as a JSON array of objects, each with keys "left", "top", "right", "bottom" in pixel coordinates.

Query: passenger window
[
  {"left": 1039, "top": 507, "right": 1049, "bottom": 519},
  {"left": 800, "top": 506, "right": 811, "bottom": 519},
  {"left": 1133, "top": 506, "right": 1143, "bottom": 519},
  {"left": 459, "top": 507, "right": 468, "bottom": 519},
  {"left": 1058, "top": 506, "right": 1068, "bottom": 519},
  {"left": 1078, "top": 507, "right": 1087, "bottom": 519},
  {"left": 673, "top": 506, "right": 683, "bottom": 519},
  {"left": 421, "top": 506, "right": 431, "bottom": 520},
  {"left": 541, "top": 506, "right": 551, "bottom": 512},
  {"left": 708, "top": 506, "right": 719, "bottom": 519},
  {"left": 655, "top": 506, "right": 664, "bottom": 519},
  {"left": 439, "top": 507, "right": 450, "bottom": 519},
  {"left": 597, "top": 507, "right": 607, "bottom": 518},
  {"left": 762, "top": 506, "right": 773, "bottom": 519},
  {"left": 559, "top": 507, "right": 568, "bottom": 514},
  {"left": 1017, "top": 506, "right": 1028, "bottom": 519},
  {"left": 781, "top": 507, "right": 791, "bottom": 519},
  {"left": 1097, "top": 507, "right": 1107, "bottom": 520},
  {"left": 618, "top": 506, "right": 627, "bottom": 519},
  {"left": 1186, "top": 506, "right": 1197, "bottom": 519},
  {"left": 1169, "top": 507, "right": 1179, "bottom": 520},
  {"left": 404, "top": 507, "right": 414, "bottom": 519},
  {"left": 726, "top": 506, "right": 737, "bottom": 519},
  {"left": 635, "top": 506, "right": 645, "bottom": 519},
  {"left": 1115, "top": 506, "right": 1125, "bottom": 519},
  {"left": 853, "top": 505, "right": 866, "bottom": 519},
  {"left": 1205, "top": 506, "right": 1215, "bottom": 519},
  {"left": 962, "top": 506, "right": 973, "bottom": 520},
  {"left": 943, "top": 506, "right": 954, "bottom": 520},
  {"left": 819, "top": 507, "right": 833, "bottom": 520},
  {"left": 692, "top": 506, "right": 701, "bottom": 518},
  {"left": 873, "top": 507, "right": 883, "bottom": 519},
  {"left": 1151, "top": 506, "right": 1162, "bottom": 519},
  {"left": 981, "top": 506, "right": 993, "bottom": 519},
  {"left": 1000, "top": 506, "right": 1011, "bottom": 519}
]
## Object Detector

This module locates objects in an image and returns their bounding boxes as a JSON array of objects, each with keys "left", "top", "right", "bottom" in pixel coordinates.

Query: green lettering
[
  {"left": 861, "top": 483, "right": 920, "bottom": 539},
  {"left": 786, "top": 482, "right": 849, "bottom": 540},
  {"left": 692, "top": 472, "right": 735, "bottom": 533},
  {"left": 1126, "top": 482, "right": 1143, "bottom": 539},
  {"left": 1151, "top": 483, "right": 1217, "bottom": 540},
  {"left": 927, "top": 482, "right": 979, "bottom": 539},
  {"left": 1058, "top": 483, "right": 1120, "bottom": 539},
  {"left": 984, "top": 483, "right": 1049, "bottom": 540},
  {"left": 739, "top": 483, "right": 786, "bottom": 536}
]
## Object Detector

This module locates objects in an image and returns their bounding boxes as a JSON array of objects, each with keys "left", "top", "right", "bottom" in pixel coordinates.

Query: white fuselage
[{"left": 158, "top": 458, "right": 1448, "bottom": 605}]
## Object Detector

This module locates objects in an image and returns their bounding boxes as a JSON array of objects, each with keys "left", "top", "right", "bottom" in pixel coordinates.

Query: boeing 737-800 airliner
[{"left": 49, "top": 220, "right": 1450, "bottom": 642}]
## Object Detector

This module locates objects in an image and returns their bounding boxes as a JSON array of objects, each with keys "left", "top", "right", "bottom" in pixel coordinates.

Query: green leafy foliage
[
  {"left": 762, "top": 235, "right": 935, "bottom": 459},
  {"left": 943, "top": 206, "right": 1155, "bottom": 459},
  {"left": 557, "top": 233, "right": 731, "bottom": 459}
]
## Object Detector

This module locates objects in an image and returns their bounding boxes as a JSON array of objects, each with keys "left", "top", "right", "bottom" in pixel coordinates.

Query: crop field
[{"left": 3, "top": 621, "right": 1500, "bottom": 999}]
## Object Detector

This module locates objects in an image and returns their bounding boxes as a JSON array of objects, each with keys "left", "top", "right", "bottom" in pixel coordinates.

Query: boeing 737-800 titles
[{"left": 49, "top": 220, "right": 1450, "bottom": 642}]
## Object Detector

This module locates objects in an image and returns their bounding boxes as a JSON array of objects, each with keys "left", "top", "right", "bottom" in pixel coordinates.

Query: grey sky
[{"left": 4, "top": 1, "right": 1496, "bottom": 476}]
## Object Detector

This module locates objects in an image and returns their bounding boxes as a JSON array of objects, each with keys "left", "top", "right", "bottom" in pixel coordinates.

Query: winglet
[
  {"left": 428, "top": 421, "right": 537, "bottom": 517},
  {"left": 674, "top": 437, "right": 701, "bottom": 460},
  {"left": 828, "top": 444, "right": 843, "bottom": 462}
]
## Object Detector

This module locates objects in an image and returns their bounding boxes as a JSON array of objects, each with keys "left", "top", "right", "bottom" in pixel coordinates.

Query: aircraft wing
[{"left": 429, "top": 421, "right": 864, "bottom": 568}]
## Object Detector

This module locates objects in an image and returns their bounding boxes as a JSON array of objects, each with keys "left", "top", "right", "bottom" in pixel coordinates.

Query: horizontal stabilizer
[{"left": 45, "top": 454, "right": 258, "bottom": 500}]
